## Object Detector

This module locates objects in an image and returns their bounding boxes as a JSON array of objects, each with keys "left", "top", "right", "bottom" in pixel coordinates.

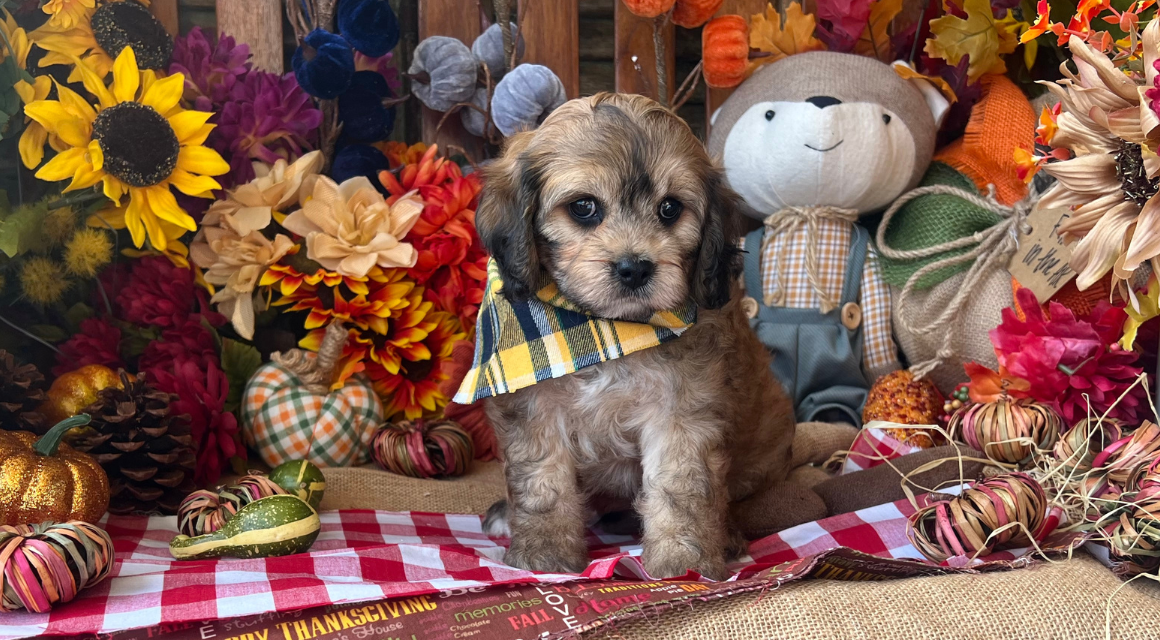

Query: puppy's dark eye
[
  {"left": 765, "top": 110, "right": 775, "bottom": 121},
  {"left": 568, "top": 197, "right": 601, "bottom": 225},
  {"left": 658, "top": 197, "right": 683, "bottom": 224},
  {"left": 882, "top": 114, "right": 891, "bottom": 124}
]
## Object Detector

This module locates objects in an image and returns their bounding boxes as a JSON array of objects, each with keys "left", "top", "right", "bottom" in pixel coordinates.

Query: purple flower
[
  {"left": 211, "top": 71, "right": 323, "bottom": 187},
  {"left": 355, "top": 51, "right": 402, "bottom": 95},
  {"left": 1148, "top": 59, "right": 1160, "bottom": 120},
  {"left": 169, "top": 27, "right": 252, "bottom": 111}
]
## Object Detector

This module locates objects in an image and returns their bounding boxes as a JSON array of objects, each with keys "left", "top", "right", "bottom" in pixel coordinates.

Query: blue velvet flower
[
  {"left": 337, "top": 0, "right": 400, "bottom": 57},
  {"left": 338, "top": 71, "right": 396, "bottom": 143},
  {"left": 331, "top": 144, "right": 390, "bottom": 193},
  {"left": 291, "top": 28, "right": 355, "bottom": 100}
]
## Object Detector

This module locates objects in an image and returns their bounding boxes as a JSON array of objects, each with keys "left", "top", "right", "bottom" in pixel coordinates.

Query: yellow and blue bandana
[{"left": 454, "top": 259, "right": 697, "bottom": 404}]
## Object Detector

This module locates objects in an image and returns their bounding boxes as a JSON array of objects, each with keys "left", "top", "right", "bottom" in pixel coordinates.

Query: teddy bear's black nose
[{"left": 806, "top": 96, "right": 842, "bottom": 109}]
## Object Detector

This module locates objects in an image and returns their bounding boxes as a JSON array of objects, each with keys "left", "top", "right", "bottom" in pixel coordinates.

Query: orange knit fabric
[{"left": 933, "top": 75, "right": 1037, "bottom": 206}]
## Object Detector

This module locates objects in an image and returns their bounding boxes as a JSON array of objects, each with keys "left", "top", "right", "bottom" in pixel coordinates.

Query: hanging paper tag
[{"left": 1007, "top": 206, "right": 1076, "bottom": 300}]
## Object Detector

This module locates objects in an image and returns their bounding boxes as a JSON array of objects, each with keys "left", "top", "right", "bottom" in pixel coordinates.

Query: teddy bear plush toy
[{"left": 707, "top": 51, "right": 949, "bottom": 426}]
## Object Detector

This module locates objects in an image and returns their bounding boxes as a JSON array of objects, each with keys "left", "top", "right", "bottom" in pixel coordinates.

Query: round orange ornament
[
  {"left": 862, "top": 370, "right": 946, "bottom": 448},
  {"left": 672, "top": 0, "right": 723, "bottom": 27},
  {"left": 40, "top": 365, "right": 121, "bottom": 425},
  {"left": 622, "top": 0, "right": 677, "bottom": 18}
]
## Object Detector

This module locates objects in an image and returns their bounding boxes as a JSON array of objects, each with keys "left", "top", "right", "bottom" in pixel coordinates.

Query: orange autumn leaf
[
  {"left": 853, "top": 0, "right": 902, "bottom": 61},
  {"left": 964, "top": 362, "right": 1032, "bottom": 403},
  {"left": 892, "top": 63, "right": 958, "bottom": 102},
  {"left": 924, "top": 0, "right": 1018, "bottom": 83},
  {"left": 749, "top": 1, "right": 826, "bottom": 66}
]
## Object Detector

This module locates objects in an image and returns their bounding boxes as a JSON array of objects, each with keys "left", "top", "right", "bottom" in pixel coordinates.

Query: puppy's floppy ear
[
  {"left": 477, "top": 132, "right": 541, "bottom": 300},
  {"left": 691, "top": 169, "right": 743, "bottom": 309}
]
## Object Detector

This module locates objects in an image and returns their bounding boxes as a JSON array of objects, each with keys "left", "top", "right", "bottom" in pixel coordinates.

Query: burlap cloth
[
  {"left": 317, "top": 423, "right": 1160, "bottom": 639},
  {"left": 585, "top": 553, "right": 1160, "bottom": 639},
  {"left": 318, "top": 422, "right": 859, "bottom": 512}
]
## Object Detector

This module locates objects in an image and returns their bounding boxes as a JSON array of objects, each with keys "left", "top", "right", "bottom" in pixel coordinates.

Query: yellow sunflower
[
  {"left": 24, "top": 46, "right": 227, "bottom": 253},
  {"left": 0, "top": 10, "right": 60, "bottom": 169},
  {"left": 31, "top": 0, "right": 170, "bottom": 82},
  {"left": 42, "top": 0, "right": 97, "bottom": 29}
]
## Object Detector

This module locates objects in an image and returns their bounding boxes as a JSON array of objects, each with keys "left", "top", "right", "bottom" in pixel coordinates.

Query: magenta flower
[
  {"left": 989, "top": 288, "right": 1148, "bottom": 423},
  {"left": 54, "top": 317, "right": 124, "bottom": 376},
  {"left": 212, "top": 71, "right": 323, "bottom": 187},
  {"left": 117, "top": 256, "right": 224, "bottom": 328},
  {"left": 149, "top": 358, "right": 240, "bottom": 485},
  {"left": 169, "top": 27, "right": 252, "bottom": 112}
]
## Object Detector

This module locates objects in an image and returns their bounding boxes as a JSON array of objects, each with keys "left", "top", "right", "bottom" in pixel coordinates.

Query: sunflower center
[
  {"left": 91, "top": 0, "right": 174, "bottom": 70},
  {"left": 1115, "top": 141, "right": 1159, "bottom": 207},
  {"left": 402, "top": 358, "right": 435, "bottom": 383},
  {"left": 92, "top": 102, "right": 179, "bottom": 187}
]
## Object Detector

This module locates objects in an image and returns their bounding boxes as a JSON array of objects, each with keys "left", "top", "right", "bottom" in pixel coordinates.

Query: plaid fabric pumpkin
[{"left": 241, "top": 359, "right": 384, "bottom": 468}]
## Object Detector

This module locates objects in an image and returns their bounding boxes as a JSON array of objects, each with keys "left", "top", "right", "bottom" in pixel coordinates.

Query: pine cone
[
  {"left": 73, "top": 371, "right": 196, "bottom": 515},
  {"left": 0, "top": 350, "right": 47, "bottom": 434}
]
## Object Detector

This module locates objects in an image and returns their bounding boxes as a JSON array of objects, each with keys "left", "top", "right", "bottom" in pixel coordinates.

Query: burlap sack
[
  {"left": 319, "top": 423, "right": 858, "bottom": 514},
  {"left": 585, "top": 552, "right": 1160, "bottom": 639},
  {"left": 892, "top": 267, "right": 1008, "bottom": 394}
]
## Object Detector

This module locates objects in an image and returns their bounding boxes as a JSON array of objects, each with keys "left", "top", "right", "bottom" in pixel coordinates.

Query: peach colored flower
[{"left": 283, "top": 175, "right": 423, "bottom": 278}]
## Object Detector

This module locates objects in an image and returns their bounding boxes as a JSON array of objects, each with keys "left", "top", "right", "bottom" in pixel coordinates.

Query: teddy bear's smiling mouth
[{"left": 804, "top": 140, "right": 844, "bottom": 152}]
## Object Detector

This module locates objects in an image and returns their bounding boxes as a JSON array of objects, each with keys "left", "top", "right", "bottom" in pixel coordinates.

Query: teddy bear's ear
[{"left": 891, "top": 61, "right": 951, "bottom": 127}]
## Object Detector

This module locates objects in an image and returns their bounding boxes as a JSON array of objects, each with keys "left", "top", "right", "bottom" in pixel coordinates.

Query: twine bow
[
  {"left": 762, "top": 206, "right": 861, "bottom": 313},
  {"left": 875, "top": 184, "right": 1039, "bottom": 379}
]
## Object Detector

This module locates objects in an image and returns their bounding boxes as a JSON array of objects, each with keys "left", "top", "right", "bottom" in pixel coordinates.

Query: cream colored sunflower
[
  {"left": 1039, "top": 23, "right": 1160, "bottom": 291},
  {"left": 24, "top": 46, "right": 228, "bottom": 253}
]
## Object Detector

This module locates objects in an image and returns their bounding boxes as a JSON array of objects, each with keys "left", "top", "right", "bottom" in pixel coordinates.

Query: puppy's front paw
[
  {"left": 643, "top": 539, "right": 728, "bottom": 581},
  {"left": 505, "top": 533, "right": 588, "bottom": 574}
]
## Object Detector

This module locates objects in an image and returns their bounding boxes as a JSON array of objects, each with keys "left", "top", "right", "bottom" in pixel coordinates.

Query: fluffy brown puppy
[{"left": 476, "top": 93, "right": 797, "bottom": 580}]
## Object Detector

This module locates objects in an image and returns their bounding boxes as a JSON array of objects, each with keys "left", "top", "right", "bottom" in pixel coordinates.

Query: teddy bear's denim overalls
[{"left": 743, "top": 225, "right": 870, "bottom": 426}]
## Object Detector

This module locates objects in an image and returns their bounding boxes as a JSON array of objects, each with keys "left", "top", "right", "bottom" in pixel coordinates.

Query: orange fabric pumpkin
[
  {"left": 702, "top": 15, "right": 749, "bottom": 88},
  {"left": 622, "top": 0, "right": 677, "bottom": 18},
  {"left": 672, "top": 0, "right": 723, "bottom": 27}
]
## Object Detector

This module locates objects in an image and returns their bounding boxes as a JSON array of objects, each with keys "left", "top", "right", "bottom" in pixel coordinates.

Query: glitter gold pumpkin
[
  {"left": 0, "top": 415, "right": 110, "bottom": 526},
  {"left": 40, "top": 363, "right": 121, "bottom": 424}
]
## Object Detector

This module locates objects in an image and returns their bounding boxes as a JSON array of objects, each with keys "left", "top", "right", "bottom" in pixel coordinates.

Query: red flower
[
  {"left": 379, "top": 144, "right": 486, "bottom": 328},
  {"left": 138, "top": 319, "right": 219, "bottom": 374},
  {"left": 980, "top": 288, "right": 1149, "bottom": 423},
  {"left": 149, "top": 358, "right": 240, "bottom": 485},
  {"left": 117, "top": 257, "right": 225, "bottom": 328},
  {"left": 54, "top": 317, "right": 124, "bottom": 376}
]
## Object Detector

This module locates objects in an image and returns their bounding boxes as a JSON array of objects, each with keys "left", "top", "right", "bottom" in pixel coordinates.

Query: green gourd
[
  {"left": 169, "top": 495, "right": 320, "bottom": 560},
  {"left": 268, "top": 460, "right": 326, "bottom": 510}
]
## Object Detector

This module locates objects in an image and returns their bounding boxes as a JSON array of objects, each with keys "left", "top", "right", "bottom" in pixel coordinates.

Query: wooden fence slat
[
  {"left": 705, "top": 0, "right": 769, "bottom": 140},
  {"left": 150, "top": 0, "right": 179, "bottom": 36},
  {"left": 216, "top": 0, "right": 283, "bottom": 72},
  {"left": 613, "top": 3, "right": 674, "bottom": 102},
  {"left": 518, "top": 0, "right": 580, "bottom": 98},
  {"left": 417, "top": 0, "right": 485, "bottom": 158}
]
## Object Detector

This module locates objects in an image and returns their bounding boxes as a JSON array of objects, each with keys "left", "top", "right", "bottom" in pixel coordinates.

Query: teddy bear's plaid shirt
[{"left": 759, "top": 217, "right": 899, "bottom": 377}]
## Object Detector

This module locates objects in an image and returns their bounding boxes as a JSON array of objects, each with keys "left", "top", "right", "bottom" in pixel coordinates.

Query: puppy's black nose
[
  {"left": 614, "top": 257, "right": 655, "bottom": 290},
  {"left": 806, "top": 96, "right": 842, "bottom": 109}
]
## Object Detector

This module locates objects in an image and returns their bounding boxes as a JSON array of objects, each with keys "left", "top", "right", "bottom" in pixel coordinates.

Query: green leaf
[
  {"left": 29, "top": 324, "right": 69, "bottom": 343},
  {"left": 221, "top": 338, "right": 262, "bottom": 414},
  {"left": 64, "top": 302, "right": 94, "bottom": 331},
  {"left": 0, "top": 202, "right": 48, "bottom": 258}
]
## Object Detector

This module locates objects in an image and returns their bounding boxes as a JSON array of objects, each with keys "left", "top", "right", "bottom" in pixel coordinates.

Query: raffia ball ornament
[
  {"left": 1054, "top": 418, "right": 1124, "bottom": 474},
  {"left": 471, "top": 22, "right": 524, "bottom": 76},
  {"left": 371, "top": 419, "right": 474, "bottom": 478},
  {"left": 907, "top": 472, "right": 1049, "bottom": 563},
  {"left": 177, "top": 474, "right": 287, "bottom": 537},
  {"left": 1090, "top": 420, "right": 1160, "bottom": 488},
  {"left": 0, "top": 521, "right": 114, "bottom": 612},
  {"left": 490, "top": 64, "right": 567, "bottom": 137},
  {"left": 1105, "top": 456, "right": 1160, "bottom": 575},
  {"left": 948, "top": 397, "right": 1062, "bottom": 465},
  {"left": 409, "top": 36, "right": 478, "bottom": 112},
  {"left": 241, "top": 322, "right": 384, "bottom": 468}
]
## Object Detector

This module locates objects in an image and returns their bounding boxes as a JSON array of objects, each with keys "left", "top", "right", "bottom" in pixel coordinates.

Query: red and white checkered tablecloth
[
  {"left": 0, "top": 494, "right": 1062, "bottom": 640},
  {"left": 841, "top": 426, "right": 924, "bottom": 474}
]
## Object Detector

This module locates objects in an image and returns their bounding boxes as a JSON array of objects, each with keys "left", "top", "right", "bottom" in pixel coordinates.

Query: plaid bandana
[{"left": 454, "top": 259, "right": 697, "bottom": 404}]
